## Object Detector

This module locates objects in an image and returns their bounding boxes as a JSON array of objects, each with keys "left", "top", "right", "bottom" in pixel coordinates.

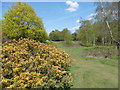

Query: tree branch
[
  {"left": 106, "top": 21, "right": 120, "bottom": 44},
  {"left": 99, "top": 0, "right": 120, "bottom": 45}
]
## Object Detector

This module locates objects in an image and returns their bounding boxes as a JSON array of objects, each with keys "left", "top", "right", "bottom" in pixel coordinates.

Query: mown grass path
[{"left": 54, "top": 42, "right": 118, "bottom": 88}]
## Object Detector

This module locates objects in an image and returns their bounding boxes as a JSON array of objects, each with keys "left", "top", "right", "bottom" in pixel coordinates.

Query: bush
[
  {"left": 78, "top": 41, "right": 85, "bottom": 46},
  {"left": 64, "top": 41, "right": 74, "bottom": 47},
  {"left": 84, "top": 43, "right": 92, "bottom": 47},
  {"left": 45, "top": 40, "right": 53, "bottom": 44},
  {"left": 82, "top": 46, "right": 117, "bottom": 58},
  {"left": 1, "top": 38, "right": 72, "bottom": 89}
]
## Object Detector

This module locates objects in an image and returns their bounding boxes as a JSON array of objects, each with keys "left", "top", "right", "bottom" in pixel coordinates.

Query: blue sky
[{"left": 2, "top": 1, "right": 96, "bottom": 33}]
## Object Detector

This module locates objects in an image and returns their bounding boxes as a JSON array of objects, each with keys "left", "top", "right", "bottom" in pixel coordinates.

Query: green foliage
[
  {"left": 84, "top": 43, "right": 92, "bottom": 47},
  {"left": 95, "top": 2, "right": 119, "bottom": 45},
  {"left": 76, "top": 19, "right": 118, "bottom": 46},
  {"left": 1, "top": 38, "right": 72, "bottom": 88},
  {"left": 76, "top": 20, "right": 93, "bottom": 45},
  {"left": 72, "top": 32, "right": 77, "bottom": 41},
  {"left": 2, "top": 2, "right": 48, "bottom": 42},
  {"left": 60, "top": 28, "right": 72, "bottom": 41},
  {"left": 49, "top": 30, "right": 61, "bottom": 41},
  {"left": 64, "top": 41, "right": 74, "bottom": 47},
  {"left": 49, "top": 28, "right": 72, "bottom": 41}
]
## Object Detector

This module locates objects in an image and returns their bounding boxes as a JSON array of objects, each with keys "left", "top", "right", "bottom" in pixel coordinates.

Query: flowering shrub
[{"left": 1, "top": 38, "right": 72, "bottom": 89}]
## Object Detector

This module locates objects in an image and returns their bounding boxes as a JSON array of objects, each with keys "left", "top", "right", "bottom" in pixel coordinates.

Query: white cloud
[
  {"left": 66, "top": 1, "right": 73, "bottom": 5},
  {"left": 88, "top": 17, "right": 92, "bottom": 20},
  {"left": 66, "top": 8, "right": 77, "bottom": 12},
  {"left": 89, "top": 13, "right": 97, "bottom": 17},
  {"left": 71, "top": 26, "right": 79, "bottom": 30},
  {"left": 69, "top": 26, "right": 79, "bottom": 33},
  {"left": 76, "top": 19, "right": 80, "bottom": 23},
  {"left": 87, "top": 13, "right": 97, "bottom": 20},
  {"left": 65, "top": 1, "right": 79, "bottom": 12},
  {"left": 66, "top": 1, "right": 79, "bottom": 8}
]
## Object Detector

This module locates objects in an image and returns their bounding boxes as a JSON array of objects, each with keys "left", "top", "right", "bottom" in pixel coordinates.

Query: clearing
[{"left": 54, "top": 41, "right": 118, "bottom": 88}]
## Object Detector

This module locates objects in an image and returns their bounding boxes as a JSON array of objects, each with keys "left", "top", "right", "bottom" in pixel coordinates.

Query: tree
[
  {"left": 2, "top": 2, "right": 48, "bottom": 42},
  {"left": 72, "top": 32, "right": 77, "bottom": 41},
  {"left": 76, "top": 20, "right": 93, "bottom": 45},
  {"left": 95, "top": 1, "right": 119, "bottom": 46},
  {"left": 61, "top": 28, "right": 72, "bottom": 41},
  {"left": 49, "top": 29, "right": 72, "bottom": 41},
  {"left": 49, "top": 30, "right": 61, "bottom": 41}
]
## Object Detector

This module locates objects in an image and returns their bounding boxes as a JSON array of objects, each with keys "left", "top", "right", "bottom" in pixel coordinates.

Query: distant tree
[
  {"left": 61, "top": 28, "right": 72, "bottom": 41},
  {"left": 49, "top": 30, "right": 55, "bottom": 40},
  {"left": 49, "top": 30, "right": 61, "bottom": 41},
  {"left": 49, "top": 29, "right": 72, "bottom": 41},
  {"left": 77, "top": 20, "right": 93, "bottom": 45},
  {"left": 76, "top": 29, "right": 86, "bottom": 44},
  {"left": 72, "top": 32, "right": 77, "bottom": 41},
  {"left": 2, "top": 2, "right": 48, "bottom": 42}
]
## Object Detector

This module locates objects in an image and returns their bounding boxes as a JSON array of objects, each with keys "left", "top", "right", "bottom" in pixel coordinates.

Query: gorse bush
[{"left": 1, "top": 38, "right": 72, "bottom": 89}]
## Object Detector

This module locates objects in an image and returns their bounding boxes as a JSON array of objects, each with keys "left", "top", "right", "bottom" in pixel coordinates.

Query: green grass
[{"left": 54, "top": 41, "right": 118, "bottom": 88}]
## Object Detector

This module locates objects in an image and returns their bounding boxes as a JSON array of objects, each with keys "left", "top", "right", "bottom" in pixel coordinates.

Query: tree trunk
[
  {"left": 85, "top": 30, "right": 88, "bottom": 44},
  {"left": 102, "top": 37, "right": 105, "bottom": 45},
  {"left": 93, "top": 36, "right": 96, "bottom": 46}
]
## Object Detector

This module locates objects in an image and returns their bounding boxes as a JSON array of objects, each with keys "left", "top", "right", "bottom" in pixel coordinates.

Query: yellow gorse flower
[{"left": 2, "top": 38, "right": 72, "bottom": 88}]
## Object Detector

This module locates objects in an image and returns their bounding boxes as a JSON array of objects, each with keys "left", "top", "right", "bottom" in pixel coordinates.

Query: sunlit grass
[{"left": 54, "top": 41, "right": 118, "bottom": 88}]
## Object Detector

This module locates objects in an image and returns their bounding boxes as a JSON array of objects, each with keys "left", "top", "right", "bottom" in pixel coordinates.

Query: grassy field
[{"left": 53, "top": 41, "right": 118, "bottom": 88}]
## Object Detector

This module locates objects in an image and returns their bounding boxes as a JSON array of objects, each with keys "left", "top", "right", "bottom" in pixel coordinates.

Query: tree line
[
  {"left": 49, "top": 28, "right": 72, "bottom": 41},
  {"left": 49, "top": 19, "right": 118, "bottom": 46}
]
